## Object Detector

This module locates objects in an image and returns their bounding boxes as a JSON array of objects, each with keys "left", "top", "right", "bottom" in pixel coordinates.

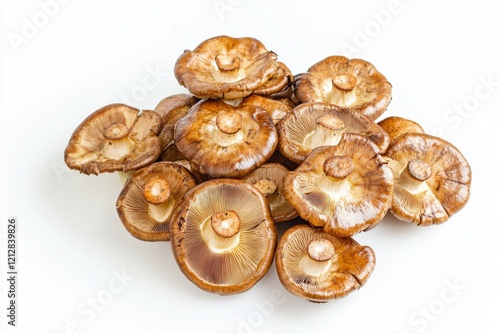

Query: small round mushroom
[
  {"left": 174, "top": 35, "right": 282, "bottom": 100},
  {"left": 240, "top": 94, "right": 292, "bottom": 125},
  {"left": 116, "top": 162, "right": 197, "bottom": 241},
  {"left": 64, "top": 104, "right": 163, "bottom": 175},
  {"left": 242, "top": 163, "right": 298, "bottom": 223},
  {"left": 294, "top": 56, "right": 392, "bottom": 120},
  {"left": 383, "top": 133, "right": 472, "bottom": 226},
  {"left": 283, "top": 133, "right": 394, "bottom": 237},
  {"left": 275, "top": 224, "right": 376, "bottom": 302},
  {"left": 377, "top": 116, "right": 425, "bottom": 142},
  {"left": 170, "top": 179, "right": 277, "bottom": 295},
  {"left": 277, "top": 102, "right": 390, "bottom": 164},
  {"left": 174, "top": 99, "right": 278, "bottom": 179}
]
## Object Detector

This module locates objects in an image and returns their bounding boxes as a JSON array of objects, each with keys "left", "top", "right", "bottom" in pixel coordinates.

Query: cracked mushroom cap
[
  {"left": 377, "top": 116, "right": 425, "bottom": 142},
  {"left": 283, "top": 133, "right": 394, "bottom": 237},
  {"left": 383, "top": 133, "right": 471, "bottom": 226},
  {"left": 64, "top": 104, "right": 162, "bottom": 175},
  {"left": 295, "top": 56, "right": 392, "bottom": 120},
  {"left": 174, "top": 35, "right": 281, "bottom": 100},
  {"left": 243, "top": 163, "right": 298, "bottom": 223},
  {"left": 170, "top": 179, "right": 277, "bottom": 295},
  {"left": 174, "top": 99, "right": 278, "bottom": 179},
  {"left": 116, "top": 162, "right": 197, "bottom": 241},
  {"left": 275, "top": 224, "right": 376, "bottom": 302},
  {"left": 277, "top": 102, "right": 390, "bottom": 164}
]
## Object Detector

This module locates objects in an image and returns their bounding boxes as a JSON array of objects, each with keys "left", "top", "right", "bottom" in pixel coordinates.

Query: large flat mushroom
[{"left": 170, "top": 179, "right": 277, "bottom": 295}]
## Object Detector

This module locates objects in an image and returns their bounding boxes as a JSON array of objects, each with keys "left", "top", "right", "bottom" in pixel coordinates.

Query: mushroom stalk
[
  {"left": 303, "top": 114, "right": 345, "bottom": 149},
  {"left": 211, "top": 210, "right": 241, "bottom": 238},
  {"left": 332, "top": 73, "right": 357, "bottom": 91},
  {"left": 323, "top": 156, "right": 355, "bottom": 179},
  {"left": 143, "top": 176, "right": 171, "bottom": 205},
  {"left": 253, "top": 179, "right": 278, "bottom": 197},
  {"left": 216, "top": 112, "right": 243, "bottom": 134},
  {"left": 308, "top": 239, "right": 335, "bottom": 261},
  {"left": 397, "top": 161, "right": 432, "bottom": 195}
]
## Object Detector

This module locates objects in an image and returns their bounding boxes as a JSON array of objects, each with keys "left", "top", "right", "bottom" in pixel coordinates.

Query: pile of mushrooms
[{"left": 64, "top": 35, "right": 472, "bottom": 302}]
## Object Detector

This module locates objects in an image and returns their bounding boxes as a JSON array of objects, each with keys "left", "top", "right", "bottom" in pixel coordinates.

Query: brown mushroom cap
[
  {"left": 253, "top": 61, "right": 294, "bottom": 97},
  {"left": 174, "top": 35, "right": 281, "bottom": 100},
  {"left": 170, "top": 179, "right": 277, "bottom": 295},
  {"left": 240, "top": 94, "right": 292, "bottom": 125},
  {"left": 283, "top": 133, "right": 394, "bottom": 237},
  {"left": 242, "top": 163, "right": 298, "bottom": 223},
  {"left": 116, "top": 162, "right": 197, "bottom": 241},
  {"left": 174, "top": 99, "right": 278, "bottom": 179},
  {"left": 377, "top": 116, "right": 425, "bottom": 142},
  {"left": 295, "top": 56, "right": 392, "bottom": 120},
  {"left": 275, "top": 224, "right": 376, "bottom": 302},
  {"left": 154, "top": 94, "right": 199, "bottom": 151},
  {"left": 277, "top": 102, "right": 390, "bottom": 164},
  {"left": 64, "top": 104, "right": 162, "bottom": 175},
  {"left": 383, "top": 133, "right": 471, "bottom": 226}
]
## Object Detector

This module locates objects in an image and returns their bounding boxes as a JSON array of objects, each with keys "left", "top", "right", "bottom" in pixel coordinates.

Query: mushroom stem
[
  {"left": 407, "top": 159, "right": 432, "bottom": 181},
  {"left": 211, "top": 210, "right": 241, "bottom": 238},
  {"left": 253, "top": 179, "right": 278, "bottom": 198},
  {"left": 215, "top": 54, "right": 242, "bottom": 72},
  {"left": 104, "top": 122, "right": 130, "bottom": 140},
  {"left": 303, "top": 114, "right": 345, "bottom": 149},
  {"left": 307, "top": 239, "right": 335, "bottom": 262},
  {"left": 332, "top": 73, "right": 357, "bottom": 91},
  {"left": 323, "top": 156, "right": 355, "bottom": 179},
  {"left": 216, "top": 112, "right": 243, "bottom": 134},
  {"left": 143, "top": 176, "right": 171, "bottom": 205}
]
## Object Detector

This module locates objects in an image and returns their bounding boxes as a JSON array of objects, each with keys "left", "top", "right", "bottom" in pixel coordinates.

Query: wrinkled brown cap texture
[
  {"left": 377, "top": 116, "right": 425, "bottom": 142},
  {"left": 64, "top": 104, "right": 162, "bottom": 175},
  {"left": 240, "top": 94, "right": 291, "bottom": 125},
  {"left": 283, "top": 133, "right": 394, "bottom": 237},
  {"left": 295, "top": 56, "right": 392, "bottom": 120},
  {"left": 170, "top": 179, "right": 277, "bottom": 295},
  {"left": 275, "top": 224, "right": 376, "bottom": 302},
  {"left": 174, "top": 99, "right": 278, "bottom": 179},
  {"left": 384, "top": 133, "right": 471, "bottom": 226},
  {"left": 174, "top": 35, "right": 283, "bottom": 100},
  {"left": 116, "top": 162, "right": 197, "bottom": 241}
]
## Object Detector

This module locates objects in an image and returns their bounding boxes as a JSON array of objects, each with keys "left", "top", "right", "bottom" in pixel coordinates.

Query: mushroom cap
[
  {"left": 174, "top": 35, "right": 281, "bottom": 100},
  {"left": 170, "top": 179, "right": 277, "bottom": 295},
  {"left": 253, "top": 61, "right": 294, "bottom": 97},
  {"left": 174, "top": 99, "right": 278, "bottom": 179},
  {"left": 277, "top": 102, "right": 390, "bottom": 164},
  {"left": 116, "top": 162, "right": 197, "bottom": 241},
  {"left": 377, "top": 116, "right": 425, "bottom": 142},
  {"left": 283, "top": 133, "right": 394, "bottom": 237},
  {"left": 154, "top": 94, "right": 199, "bottom": 151},
  {"left": 240, "top": 94, "right": 292, "bottom": 125},
  {"left": 64, "top": 104, "right": 162, "bottom": 175},
  {"left": 383, "top": 133, "right": 472, "bottom": 226},
  {"left": 242, "top": 163, "right": 298, "bottom": 223},
  {"left": 275, "top": 224, "right": 376, "bottom": 302},
  {"left": 294, "top": 56, "right": 392, "bottom": 120}
]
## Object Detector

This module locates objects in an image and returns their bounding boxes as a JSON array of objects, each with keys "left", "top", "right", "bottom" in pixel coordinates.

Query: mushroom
[
  {"left": 253, "top": 61, "right": 294, "bottom": 97},
  {"left": 283, "top": 133, "right": 394, "bottom": 237},
  {"left": 377, "top": 116, "right": 425, "bottom": 142},
  {"left": 294, "top": 56, "right": 392, "bottom": 120},
  {"left": 242, "top": 163, "right": 298, "bottom": 223},
  {"left": 116, "top": 161, "right": 197, "bottom": 241},
  {"left": 275, "top": 224, "right": 376, "bottom": 302},
  {"left": 64, "top": 104, "right": 163, "bottom": 175},
  {"left": 174, "top": 98, "right": 278, "bottom": 179},
  {"left": 174, "top": 35, "right": 283, "bottom": 100},
  {"left": 277, "top": 102, "right": 390, "bottom": 164},
  {"left": 240, "top": 94, "right": 292, "bottom": 125},
  {"left": 153, "top": 94, "right": 199, "bottom": 151},
  {"left": 383, "top": 133, "right": 471, "bottom": 226},
  {"left": 170, "top": 179, "right": 277, "bottom": 295}
]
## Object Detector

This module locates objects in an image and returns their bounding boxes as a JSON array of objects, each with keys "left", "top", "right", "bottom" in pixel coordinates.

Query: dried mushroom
[
  {"left": 116, "top": 162, "right": 196, "bottom": 241},
  {"left": 377, "top": 116, "right": 425, "bottom": 142},
  {"left": 170, "top": 179, "right": 277, "bottom": 295},
  {"left": 240, "top": 94, "right": 292, "bottom": 125},
  {"left": 243, "top": 163, "right": 298, "bottom": 223},
  {"left": 383, "top": 133, "right": 471, "bottom": 226},
  {"left": 275, "top": 224, "right": 376, "bottom": 302},
  {"left": 283, "top": 133, "right": 394, "bottom": 237},
  {"left": 277, "top": 102, "right": 390, "bottom": 164},
  {"left": 295, "top": 56, "right": 392, "bottom": 120},
  {"left": 174, "top": 35, "right": 283, "bottom": 100},
  {"left": 64, "top": 104, "right": 162, "bottom": 175},
  {"left": 174, "top": 99, "right": 277, "bottom": 179}
]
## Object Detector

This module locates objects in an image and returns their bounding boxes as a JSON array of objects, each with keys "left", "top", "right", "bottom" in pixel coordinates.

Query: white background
[{"left": 1, "top": 0, "right": 498, "bottom": 333}]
